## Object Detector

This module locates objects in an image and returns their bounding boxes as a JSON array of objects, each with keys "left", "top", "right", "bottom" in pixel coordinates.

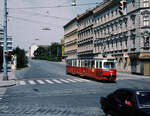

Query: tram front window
[{"left": 104, "top": 62, "right": 115, "bottom": 69}]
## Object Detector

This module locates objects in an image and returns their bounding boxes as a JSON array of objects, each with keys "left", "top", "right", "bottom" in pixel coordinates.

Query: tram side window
[
  {"left": 85, "top": 60, "right": 88, "bottom": 67},
  {"left": 81, "top": 60, "right": 85, "bottom": 67},
  {"left": 99, "top": 62, "right": 102, "bottom": 68},
  {"left": 88, "top": 60, "right": 91, "bottom": 68},
  {"left": 91, "top": 60, "right": 95, "bottom": 68},
  {"left": 74, "top": 60, "right": 77, "bottom": 67},
  {"left": 78, "top": 60, "right": 80, "bottom": 67},
  {"left": 67, "top": 60, "right": 72, "bottom": 66},
  {"left": 96, "top": 61, "right": 98, "bottom": 69}
]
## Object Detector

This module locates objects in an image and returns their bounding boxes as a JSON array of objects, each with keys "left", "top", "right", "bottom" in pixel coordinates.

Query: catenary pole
[{"left": 3, "top": 0, "right": 8, "bottom": 80}]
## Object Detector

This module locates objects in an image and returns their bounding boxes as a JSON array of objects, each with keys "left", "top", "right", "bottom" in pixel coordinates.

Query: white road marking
[
  {"left": 59, "top": 79, "right": 69, "bottom": 83},
  {"left": 72, "top": 78, "right": 85, "bottom": 82},
  {"left": 78, "top": 78, "right": 91, "bottom": 82},
  {"left": 20, "top": 81, "right": 26, "bottom": 85},
  {"left": 28, "top": 80, "right": 36, "bottom": 85},
  {"left": 52, "top": 79, "right": 62, "bottom": 83},
  {"left": 66, "top": 78, "right": 77, "bottom": 83},
  {"left": 45, "top": 80, "right": 54, "bottom": 84},
  {"left": 36, "top": 80, "right": 45, "bottom": 84}
]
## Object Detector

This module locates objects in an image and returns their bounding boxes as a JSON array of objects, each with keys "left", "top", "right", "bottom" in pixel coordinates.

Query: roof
[
  {"left": 63, "top": 17, "right": 77, "bottom": 28},
  {"left": 76, "top": 9, "right": 93, "bottom": 21}
]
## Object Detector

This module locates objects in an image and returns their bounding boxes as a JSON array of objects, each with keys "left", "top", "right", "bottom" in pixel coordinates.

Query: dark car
[{"left": 100, "top": 88, "right": 150, "bottom": 116}]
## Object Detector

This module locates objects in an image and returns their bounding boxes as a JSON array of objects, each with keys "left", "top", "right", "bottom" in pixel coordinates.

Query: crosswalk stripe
[
  {"left": 79, "top": 78, "right": 91, "bottom": 82},
  {"left": 72, "top": 78, "right": 84, "bottom": 82},
  {"left": 20, "top": 81, "right": 26, "bottom": 85},
  {"left": 36, "top": 80, "right": 45, "bottom": 84},
  {"left": 52, "top": 79, "right": 62, "bottom": 83},
  {"left": 59, "top": 79, "right": 69, "bottom": 83},
  {"left": 28, "top": 80, "right": 36, "bottom": 85},
  {"left": 45, "top": 80, "right": 54, "bottom": 84},
  {"left": 19, "top": 78, "right": 91, "bottom": 86},
  {"left": 66, "top": 78, "right": 77, "bottom": 83}
]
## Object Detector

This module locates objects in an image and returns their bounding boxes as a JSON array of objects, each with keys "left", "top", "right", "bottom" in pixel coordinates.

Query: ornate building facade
[
  {"left": 63, "top": 18, "right": 78, "bottom": 59},
  {"left": 63, "top": 0, "right": 150, "bottom": 75},
  {"left": 93, "top": 0, "right": 150, "bottom": 75}
]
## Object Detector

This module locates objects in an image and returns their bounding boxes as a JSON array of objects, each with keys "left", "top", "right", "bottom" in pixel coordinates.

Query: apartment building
[
  {"left": 0, "top": 28, "right": 13, "bottom": 51},
  {"left": 93, "top": 0, "right": 150, "bottom": 75},
  {"left": 63, "top": 18, "right": 78, "bottom": 59},
  {"left": 77, "top": 9, "right": 94, "bottom": 58},
  {"left": 63, "top": 0, "right": 150, "bottom": 75}
]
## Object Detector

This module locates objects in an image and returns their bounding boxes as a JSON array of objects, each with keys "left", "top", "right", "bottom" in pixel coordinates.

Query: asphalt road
[{"left": 0, "top": 59, "right": 150, "bottom": 116}]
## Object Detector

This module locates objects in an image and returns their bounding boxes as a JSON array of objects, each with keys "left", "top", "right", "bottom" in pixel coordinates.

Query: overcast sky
[{"left": 0, "top": 0, "right": 103, "bottom": 50}]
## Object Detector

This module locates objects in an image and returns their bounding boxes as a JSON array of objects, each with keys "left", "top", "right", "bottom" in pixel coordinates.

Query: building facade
[
  {"left": 64, "top": 18, "right": 78, "bottom": 59},
  {"left": 77, "top": 9, "right": 94, "bottom": 58},
  {"left": 0, "top": 28, "right": 13, "bottom": 51},
  {"left": 93, "top": 0, "right": 150, "bottom": 75},
  {"left": 63, "top": 0, "right": 150, "bottom": 75},
  {"left": 29, "top": 45, "right": 39, "bottom": 58}
]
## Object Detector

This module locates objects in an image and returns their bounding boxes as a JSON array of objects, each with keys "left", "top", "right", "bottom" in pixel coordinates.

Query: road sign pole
[{"left": 3, "top": 0, "right": 8, "bottom": 80}]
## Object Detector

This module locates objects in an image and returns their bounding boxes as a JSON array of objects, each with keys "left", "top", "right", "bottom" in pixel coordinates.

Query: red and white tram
[{"left": 66, "top": 58, "right": 116, "bottom": 81}]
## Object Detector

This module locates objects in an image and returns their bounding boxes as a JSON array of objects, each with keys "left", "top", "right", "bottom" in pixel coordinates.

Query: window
[
  {"left": 143, "top": 16, "right": 149, "bottom": 26},
  {"left": 143, "top": 0, "right": 149, "bottom": 7},
  {"left": 99, "top": 62, "right": 102, "bottom": 68},
  {"left": 137, "top": 92, "right": 150, "bottom": 108},
  {"left": 111, "top": 11, "right": 113, "bottom": 17}
]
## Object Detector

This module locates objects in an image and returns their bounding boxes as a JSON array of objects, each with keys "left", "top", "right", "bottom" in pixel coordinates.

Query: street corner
[{"left": 0, "top": 80, "right": 16, "bottom": 88}]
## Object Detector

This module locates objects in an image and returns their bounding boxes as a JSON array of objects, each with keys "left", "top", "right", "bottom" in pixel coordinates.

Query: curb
[{"left": 0, "top": 80, "right": 16, "bottom": 88}]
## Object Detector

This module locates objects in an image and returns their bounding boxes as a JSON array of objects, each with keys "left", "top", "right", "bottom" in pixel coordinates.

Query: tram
[{"left": 66, "top": 58, "right": 116, "bottom": 81}]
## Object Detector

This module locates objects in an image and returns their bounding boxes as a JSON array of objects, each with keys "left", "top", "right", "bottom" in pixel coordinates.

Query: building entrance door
[{"left": 144, "top": 60, "right": 150, "bottom": 76}]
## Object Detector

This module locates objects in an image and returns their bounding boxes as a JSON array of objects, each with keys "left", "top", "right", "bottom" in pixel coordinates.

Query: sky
[{"left": 0, "top": 0, "right": 103, "bottom": 50}]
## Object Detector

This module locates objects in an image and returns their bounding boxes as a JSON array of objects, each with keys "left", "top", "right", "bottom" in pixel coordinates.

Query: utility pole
[{"left": 3, "top": 0, "right": 8, "bottom": 80}]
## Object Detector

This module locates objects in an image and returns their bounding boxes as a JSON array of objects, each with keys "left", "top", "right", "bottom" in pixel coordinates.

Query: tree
[
  {"left": 33, "top": 42, "right": 62, "bottom": 62},
  {"left": 12, "top": 47, "right": 28, "bottom": 68}
]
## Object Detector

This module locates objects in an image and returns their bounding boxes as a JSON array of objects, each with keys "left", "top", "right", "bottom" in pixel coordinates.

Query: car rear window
[{"left": 136, "top": 92, "right": 150, "bottom": 107}]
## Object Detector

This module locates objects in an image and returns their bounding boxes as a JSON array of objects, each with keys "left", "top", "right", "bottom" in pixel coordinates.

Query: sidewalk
[{"left": 0, "top": 70, "right": 16, "bottom": 87}]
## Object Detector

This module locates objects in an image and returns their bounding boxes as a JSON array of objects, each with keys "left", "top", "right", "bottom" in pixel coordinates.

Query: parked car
[{"left": 100, "top": 88, "right": 150, "bottom": 116}]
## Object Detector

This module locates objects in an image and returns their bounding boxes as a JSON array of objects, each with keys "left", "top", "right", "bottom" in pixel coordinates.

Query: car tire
[
  {"left": 105, "top": 112, "right": 118, "bottom": 116},
  {"left": 105, "top": 113, "right": 112, "bottom": 116}
]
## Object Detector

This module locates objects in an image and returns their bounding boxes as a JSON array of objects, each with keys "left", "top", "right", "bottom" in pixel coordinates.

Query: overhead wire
[
  {"left": 9, "top": 9, "right": 71, "bottom": 21},
  {"left": 8, "top": 2, "right": 99, "bottom": 10},
  {"left": 0, "top": 12, "right": 65, "bottom": 28},
  {"left": 7, "top": 15, "right": 64, "bottom": 28}
]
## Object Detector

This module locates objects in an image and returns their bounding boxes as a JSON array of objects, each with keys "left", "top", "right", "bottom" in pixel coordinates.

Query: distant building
[
  {"left": 63, "top": 18, "right": 78, "bottom": 59},
  {"left": 29, "top": 45, "right": 39, "bottom": 58},
  {"left": 0, "top": 28, "right": 13, "bottom": 51},
  {"left": 29, "top": 44, "right": 50, "bottom": 58}
]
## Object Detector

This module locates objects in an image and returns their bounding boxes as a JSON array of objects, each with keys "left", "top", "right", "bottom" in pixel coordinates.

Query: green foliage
[
  {"left": 33, "top": 43, "right": 62, "bottom": 62},
  {"left": 12, "top": 47, "right": 28, "bottom": 68}
]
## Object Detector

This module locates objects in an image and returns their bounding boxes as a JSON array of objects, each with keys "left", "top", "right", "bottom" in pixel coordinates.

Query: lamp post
[
  {"left": 72, "top": 0, "right": 76, "bottom": 6},
  {"left": 3, "top": 0, "right": 8, "bottom": 80}
]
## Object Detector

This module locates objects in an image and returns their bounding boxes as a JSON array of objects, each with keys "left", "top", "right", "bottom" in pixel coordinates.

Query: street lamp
[
  {"left": 3, "top": 0, "right": 8, "bottom": 80},
  {"left": 72, "top": 0, "right": 76, "bottom": 6}
]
